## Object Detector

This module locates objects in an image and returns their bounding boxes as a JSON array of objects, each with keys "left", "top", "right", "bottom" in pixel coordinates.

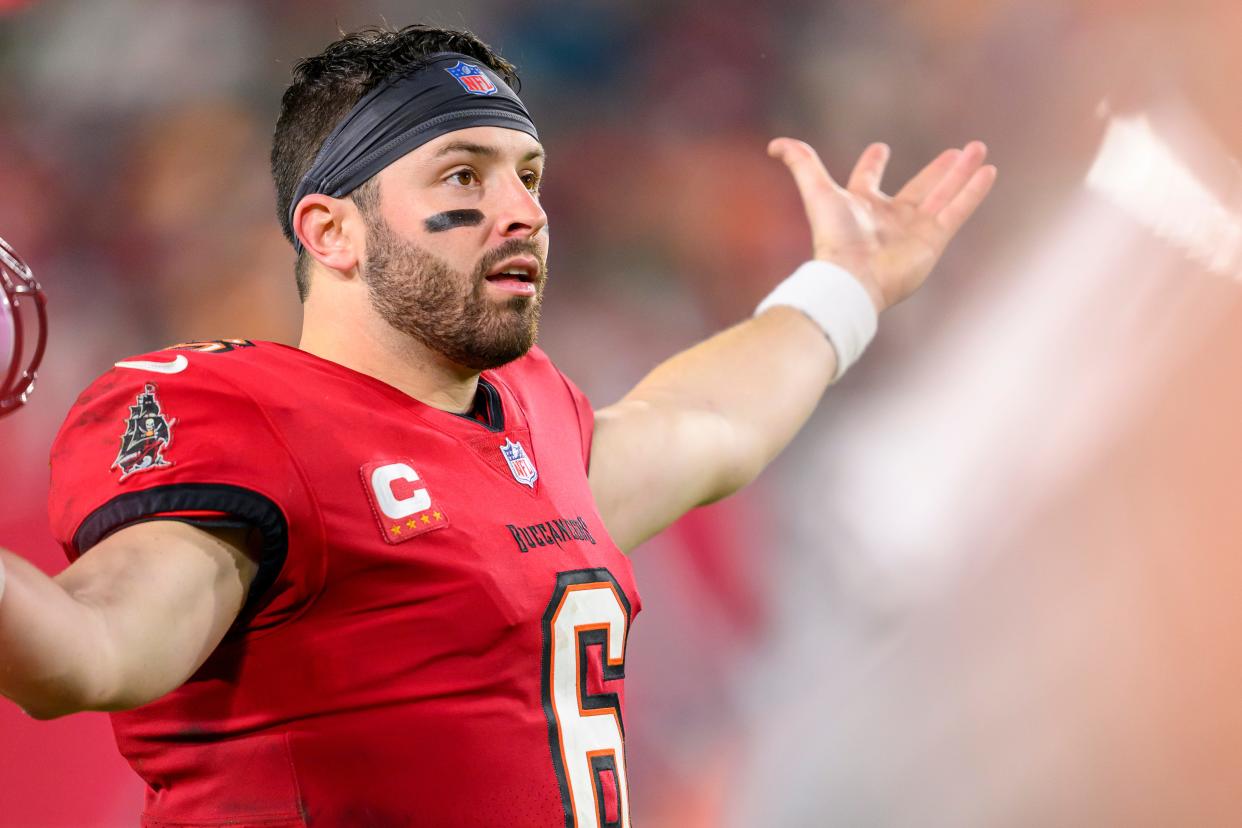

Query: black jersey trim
[
  {"left": 73, "top": 483, "right": 288, "bottom": 615},
  {"left": 452, "top": 375, "right": 505, "bottom": 432}
]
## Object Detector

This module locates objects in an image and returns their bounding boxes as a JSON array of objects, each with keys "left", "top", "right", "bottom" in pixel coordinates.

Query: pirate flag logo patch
[{"left": 112, "top": 383, "right": 177, "bottom": 481}]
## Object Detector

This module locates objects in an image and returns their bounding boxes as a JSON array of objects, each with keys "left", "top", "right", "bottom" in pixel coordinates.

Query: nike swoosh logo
[{"left": 114, "top": 355, "right": 189, "bottom": 374}]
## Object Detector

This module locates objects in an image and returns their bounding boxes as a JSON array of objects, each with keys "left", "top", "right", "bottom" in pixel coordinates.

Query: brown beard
[{"left": 360, "top": 213, "right": 546, "bottom": 371}]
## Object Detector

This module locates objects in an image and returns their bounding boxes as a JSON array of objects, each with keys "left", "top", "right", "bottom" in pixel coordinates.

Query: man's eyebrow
[
  {"left": 431, "top": 142, "right": 545, "bottom": 163},
  {"left": 433, "top": 141, "right": 499, "bottom": 159}
]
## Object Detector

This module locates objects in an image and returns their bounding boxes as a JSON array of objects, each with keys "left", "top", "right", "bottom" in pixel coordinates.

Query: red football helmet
[{"left": 0, "top": 236, "right": 46, "bottom": 418}]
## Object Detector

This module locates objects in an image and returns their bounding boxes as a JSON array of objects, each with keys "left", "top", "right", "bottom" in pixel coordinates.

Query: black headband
[{"left": 289, "top": 52, "right": 539, "bottom": 252}]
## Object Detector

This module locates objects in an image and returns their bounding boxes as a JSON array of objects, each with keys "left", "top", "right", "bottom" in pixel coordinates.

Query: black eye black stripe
[{"left": 424, "top": 209, "right": 485, "bottom": 232}]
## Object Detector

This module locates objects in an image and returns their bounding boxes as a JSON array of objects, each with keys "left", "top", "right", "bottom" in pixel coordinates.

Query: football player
[{"left": 0, "top": 24, "right": 994, "bottom": 827}]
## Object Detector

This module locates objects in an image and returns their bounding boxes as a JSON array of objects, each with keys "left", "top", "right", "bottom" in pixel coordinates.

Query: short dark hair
[{"left": 271, "top": 24, "right": 520, "bottom": 301}]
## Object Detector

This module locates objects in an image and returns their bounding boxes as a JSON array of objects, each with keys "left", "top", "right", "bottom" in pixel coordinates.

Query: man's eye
[
  {"left": 449, "top": 170, "right": 477, "bottom": 186},
  {"left": 521, "top": 172, "right": 541, "bottom": 192}
]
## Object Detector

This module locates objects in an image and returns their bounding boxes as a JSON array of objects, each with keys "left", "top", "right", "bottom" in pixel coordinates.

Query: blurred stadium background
[{"left": 4, "top": 0, "right": 1242, "bottom": 824}]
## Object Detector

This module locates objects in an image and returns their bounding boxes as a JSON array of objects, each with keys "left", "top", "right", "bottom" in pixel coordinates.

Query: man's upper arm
[
  {"left": 589, "top": 398, "right": 743, "bottom": 552},
  {"left": 53, "top": 520, "right": 257, "bottom": 710}
]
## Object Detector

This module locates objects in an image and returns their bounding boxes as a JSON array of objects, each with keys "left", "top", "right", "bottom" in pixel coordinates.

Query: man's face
[{"left": 358, "top": 126, "right": 549, "bottom": 371}]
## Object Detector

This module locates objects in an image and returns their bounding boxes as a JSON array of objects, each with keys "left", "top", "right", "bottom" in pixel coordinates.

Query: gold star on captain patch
[
  {"left": 433, "top": 511, "right": 442, "bottom": 521},
  {"left": 421, "top": 514, "right": 431, "bottom": 524},
  {"left": 390, "top": 524, "right": 401, "bottom": 535},
  {"left": 406, "top": 519, "right": 418, "bottom": 529}
]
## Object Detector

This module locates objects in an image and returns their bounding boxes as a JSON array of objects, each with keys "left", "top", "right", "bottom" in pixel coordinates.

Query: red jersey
[{"left": 48, "top": 340, "right": 641, "bottom": 828}]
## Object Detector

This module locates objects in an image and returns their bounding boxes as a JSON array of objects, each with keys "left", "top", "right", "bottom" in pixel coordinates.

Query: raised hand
[{"left": 768, "top": 138, "right": 996, "bottom": 313}]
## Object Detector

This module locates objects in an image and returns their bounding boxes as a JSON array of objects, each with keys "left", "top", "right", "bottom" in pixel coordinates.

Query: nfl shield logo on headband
[{"left": 446, "top": 61, "right": 498, "bottom": 96}]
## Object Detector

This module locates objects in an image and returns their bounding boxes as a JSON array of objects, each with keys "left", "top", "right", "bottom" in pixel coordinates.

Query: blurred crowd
[{"left": 4, "top": 0, "right": 1242, "bottom": 825}]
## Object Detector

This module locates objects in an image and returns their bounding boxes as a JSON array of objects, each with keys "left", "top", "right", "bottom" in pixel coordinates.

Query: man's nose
[{"left": 494, "top": 174, "right": 547, "bottom": 239}]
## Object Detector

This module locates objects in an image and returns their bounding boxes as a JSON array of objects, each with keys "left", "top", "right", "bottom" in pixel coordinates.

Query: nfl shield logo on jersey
[
  {"left": 500, "top": 438, "right": 538, "bottom": 488},
  {"left": 445, "top": 61, "right": 498, "bottom": 95}
]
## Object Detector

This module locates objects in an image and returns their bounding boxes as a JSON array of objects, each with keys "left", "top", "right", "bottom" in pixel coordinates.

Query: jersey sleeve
[
  {"left": 47, "top": 352, "right": 301, "bottom": 614},
  {"left": 557, "top": 370, "right": 595, "bottom": 473}
]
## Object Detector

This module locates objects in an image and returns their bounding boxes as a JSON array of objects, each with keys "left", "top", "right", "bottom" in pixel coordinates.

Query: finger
[
  {"left": 847, "top": 142, "right": 890, "bottom": 195},
  {"left": 768, "top": 138, "right": 843, "bottom": 214},
  {"left": 919, "top": 141, "right": 989, "bottom": 216},
  {"left": 895, "top": 147, "right": 961, "bottom": 204},
  {"left": 935, "top": 164, "right": 997, "bottom": 237}
]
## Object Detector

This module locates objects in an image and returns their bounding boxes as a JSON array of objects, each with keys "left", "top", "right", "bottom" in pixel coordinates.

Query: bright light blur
[
  {"left": 1088, "top": 108, "right": 1242, "bottom": 277},
  {"left": 4, "top": 1, "right": 1242, "bottom": 826}
]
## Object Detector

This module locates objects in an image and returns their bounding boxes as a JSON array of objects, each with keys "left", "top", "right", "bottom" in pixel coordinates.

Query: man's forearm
[{"left": 0, "top": 548, "right": 113, "bottom": 719}]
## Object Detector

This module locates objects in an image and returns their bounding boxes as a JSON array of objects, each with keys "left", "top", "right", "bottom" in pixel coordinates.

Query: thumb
[
  {"left": 767, "top": 137, "right": 845, "bottom": 232},
  {"left": 768, "top": 137, "right": 841, "bottom": 196}
]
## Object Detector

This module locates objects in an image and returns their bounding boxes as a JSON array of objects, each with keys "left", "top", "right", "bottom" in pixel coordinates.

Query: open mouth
[
  {"left": 485, "top": 256, "right": 539, "bottom": 284},
  {"left": 484, "top": 256, "right": 540, "bottom": 296}
]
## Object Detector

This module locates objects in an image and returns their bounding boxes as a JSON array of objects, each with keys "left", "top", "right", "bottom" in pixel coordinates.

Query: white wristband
[{"left": 755, "top": 260, "right": 879, "bottom": 381}]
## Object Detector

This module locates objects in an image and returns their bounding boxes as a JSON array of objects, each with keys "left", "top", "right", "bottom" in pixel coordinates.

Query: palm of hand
[{"left": 770, "top": 139, "right": 996, "bottom": 312}]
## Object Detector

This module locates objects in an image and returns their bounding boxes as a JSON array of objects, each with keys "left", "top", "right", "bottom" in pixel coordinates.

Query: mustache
[{"left": 475, "top": 238, "right": 548, "bottom": 284}]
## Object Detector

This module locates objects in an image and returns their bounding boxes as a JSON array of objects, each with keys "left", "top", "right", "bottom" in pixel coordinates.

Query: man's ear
[{"left": 293, "top": 194, "right": 362, "bottom": 274}]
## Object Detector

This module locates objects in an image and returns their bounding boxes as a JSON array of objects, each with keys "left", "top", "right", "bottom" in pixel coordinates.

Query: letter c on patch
[{"left": 370, "top": 463, "right": 431, "bottom": 519}]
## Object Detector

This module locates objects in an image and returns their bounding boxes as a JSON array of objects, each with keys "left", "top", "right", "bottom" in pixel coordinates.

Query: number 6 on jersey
[{"left": 542, "top": 569, "right": 634, "bottom": 828}]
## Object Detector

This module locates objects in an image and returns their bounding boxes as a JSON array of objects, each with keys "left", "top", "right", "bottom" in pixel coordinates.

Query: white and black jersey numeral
[{"left": 541, "top": 569, "right": 632, "bottom": 828}]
